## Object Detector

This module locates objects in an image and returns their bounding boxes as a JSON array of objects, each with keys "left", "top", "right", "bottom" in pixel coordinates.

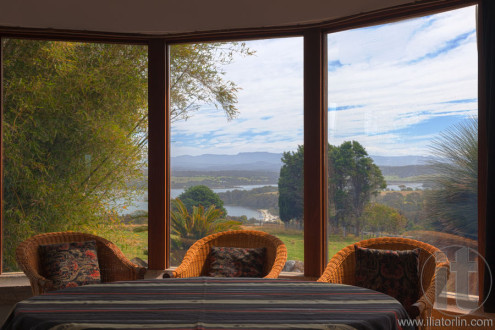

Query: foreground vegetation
[
  {"left": 171, "top": 170, "right": 278, "bottom": 189},
  {"left": 111, "top": 222, "right": 370, "bottom": 264}
]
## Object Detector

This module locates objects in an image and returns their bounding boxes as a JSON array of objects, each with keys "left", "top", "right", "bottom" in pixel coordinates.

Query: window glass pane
[
  {"left": 327, "top": 6, "right": 478, "bottom": 307},
  {"left": 2, "top": 39, "right": 148, "bottom": 272},
  {"left": 169, "top": 38, "right": 304, "bottom": 270}
]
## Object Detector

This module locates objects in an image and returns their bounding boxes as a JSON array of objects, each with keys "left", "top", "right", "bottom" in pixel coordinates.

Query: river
[
  {"left": 116, "top": 184, "right": 277, "bottom": 219},
  {"left": 386, "top": 182, "right": 425, "bottom": 191},
  {"left": 115, "top": 182, "right": 421, "bottom": 218}
]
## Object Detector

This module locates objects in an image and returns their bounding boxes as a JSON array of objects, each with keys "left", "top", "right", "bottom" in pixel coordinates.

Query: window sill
[
  {"left": 0, "top": 273, "right": 32, "bottom": 305},
  {"left": 0, "top": 272, "right": 30, "bottom": 287}
]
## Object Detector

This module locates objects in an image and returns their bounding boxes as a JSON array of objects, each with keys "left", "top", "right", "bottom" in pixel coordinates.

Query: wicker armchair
[
  {"left": 172, "top": 230, "right": 287, "bottom": 279},
  {"left": 318, "top": 237, "right": 449, "bottom": 324},
  {"left": 16, "top": 231, "right": 147, "bottom": 295}
]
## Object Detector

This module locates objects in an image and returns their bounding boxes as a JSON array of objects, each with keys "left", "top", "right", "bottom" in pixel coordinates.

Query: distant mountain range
[
  {"left": 371, "top": 155, "right": 435, "bottom": 166},
  {"left": 171, "top": 152, "right": 284, "bottom": 171},
  {"left": 171, "top": 152, "right": 436, "bottom": 171}
]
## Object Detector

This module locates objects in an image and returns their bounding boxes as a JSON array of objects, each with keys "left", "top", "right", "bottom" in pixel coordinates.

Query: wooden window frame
[{"left": 0, "top": 0, "right": 484, "bottom": 299}]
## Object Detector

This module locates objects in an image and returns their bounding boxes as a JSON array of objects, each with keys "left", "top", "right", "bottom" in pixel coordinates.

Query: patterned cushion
[
  {"left": 206, "top": 246, "right": 266, "bottom": 277},
  {"left": 354, "top": 245, "right": 420, "bottom": 313},
  {"left": 39, "top": 240, "right": 101, "bottom": 290}
]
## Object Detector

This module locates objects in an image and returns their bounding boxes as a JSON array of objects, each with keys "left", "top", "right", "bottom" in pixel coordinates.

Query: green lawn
[
  {"left": 251, "top": 225, "right": 359, "bottom": 261},
  {"left": 104, "top": 224, "right": 363, "bottom": 265},
  {"left": 96, "top": 225, "right": 149, "bottom": 262}
]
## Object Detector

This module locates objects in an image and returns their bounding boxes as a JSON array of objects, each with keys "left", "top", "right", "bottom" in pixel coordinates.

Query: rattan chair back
[
  {"left": 318, "top": 237, "right": 449, "bottom": 324},
  {"left": 173, "top": 230, "right": 287, "bottom": 279},
  {"left": 16, "top": 231, "right": 146, "bottom": 295}
]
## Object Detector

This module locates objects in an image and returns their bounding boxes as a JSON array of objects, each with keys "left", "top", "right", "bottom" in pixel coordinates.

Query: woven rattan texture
[
  {"left": 173, "top": 230, "right": 288, "bottom": 279},
  {"left": 317, "top": 237, "right": 450, "bottom": 328},
  {"left": 16, "top": 231, "right": 147, "bottom": 295}
]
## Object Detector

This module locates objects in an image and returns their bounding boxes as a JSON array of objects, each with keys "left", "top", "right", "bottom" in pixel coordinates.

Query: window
[
  {"left": 0, "top": 5, "right": 487, "bottom": 302},
  {"left": 1, "top": 39, "right": 148, "bottom": 271},
  {"left": 327, "top": 5, "right": 479, "bottom": 309},
  {"left": 169, "top": 38, "right": 304, "bottom": 269}
]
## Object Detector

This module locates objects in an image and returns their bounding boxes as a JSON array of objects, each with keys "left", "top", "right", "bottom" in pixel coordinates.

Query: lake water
[
  {"left": 115, "top": 182, "right": 421, "bottom": 218},
  {"left": 386, "top": 182, "right": 424, "bottom": 191},
  {"left": 116, "top": 184, "right": 275, "bottom": 219},
  {"left": 170, "top": 184, "right": 277, "bottom": 198}
]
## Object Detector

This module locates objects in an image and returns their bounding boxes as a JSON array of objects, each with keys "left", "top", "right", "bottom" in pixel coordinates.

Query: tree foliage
[
  {"left": 278, "top": 142, "right": 386, "bottom": 234},
  {"left": 361, "top": 203, "right": 407, "bottom": 234},
  {"left": 329, "top": 141, "right": 386, "bottom": 234},
  {"left": 218, "top": 186, "right": 279, "bottom": 213},
  {"left": 375, "top": 191, "right": 428, "bottom": 230},
  {"left": 2, "top": 39, "right": 252, "bottom": 271},
  {"left": 278, "top": 146, "right": 304, "bottom": 223},
  {"left": 425, "top": 117, "right": 478, "bottom": 239},
  {"left": 2, "top": 40, "right": 148, "bottom": 270},
  {"left": 170, "top": 199, "right": 241, "bottom": 240},
  {"left": 170, "top": 43, "right": 254, "bottom": 122},
  {"left": 176, "top": 185, "right": 227, "bottom": 215}
]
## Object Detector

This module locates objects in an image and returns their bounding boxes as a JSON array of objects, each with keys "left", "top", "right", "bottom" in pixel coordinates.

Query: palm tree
[
  {"left": 425, "top": 117, "right": 477, "bottom": 239},
  {"left": 171, "top": 198, "right": 241, "bottom": 240}
]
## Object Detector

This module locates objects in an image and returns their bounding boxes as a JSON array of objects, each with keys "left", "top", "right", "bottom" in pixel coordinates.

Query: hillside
[
  {"left": 379, "top": 165, "right": 438, "bottom": 178},
  {"left": 171, "top": 152, "right": 439, "bottom": 171},
  {"left": 171, "top": 152, "right": 283, "bottom": 171},
  {"left": 171, "top": 170, "right": 279, "bottom": 189}
]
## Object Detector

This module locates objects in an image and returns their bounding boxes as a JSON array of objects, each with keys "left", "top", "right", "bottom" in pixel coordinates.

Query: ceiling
[{"left": 0, "top": 0, "right": 415, "bottom": 35}]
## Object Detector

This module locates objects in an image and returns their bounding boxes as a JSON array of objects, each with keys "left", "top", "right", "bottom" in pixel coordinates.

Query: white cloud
[{"left": 171, "top": 5, "right": 478, "bottom": 158}]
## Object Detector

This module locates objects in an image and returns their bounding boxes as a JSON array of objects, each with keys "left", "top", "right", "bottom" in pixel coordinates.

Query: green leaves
[
  {"left": 170, "top": 42, "right": 253, "bottom": 122},
  {"left": 278, "top": 142, "right": 386, "bottom": 235},
  {"left": 278, "top": 146, "right": 304, "bottom": 223},
  {"left": 2, "top": 40, "right": 148, "bottom": 270},
  {"left": 176, "top": 185, "right": 227, "bottom": 215},
  {"left": 361, "top": 203, "right": 407, "bottom": 234},
  {"left": 425, "top": 117, "right": 478, "bottom": 238},
  {"left": 2, "top": 38, "right": 252, "bottom": 271},
  {"left": 328, "top": 141, "right": 386, "bottom": 233},
  {"left": 170, "top": 198, "right": 241, "bottom": 240}
]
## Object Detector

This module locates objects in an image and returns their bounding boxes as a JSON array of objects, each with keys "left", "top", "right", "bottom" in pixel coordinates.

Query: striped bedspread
[{"left": 2, "top": 277, "right": 413, "bottom": 330}]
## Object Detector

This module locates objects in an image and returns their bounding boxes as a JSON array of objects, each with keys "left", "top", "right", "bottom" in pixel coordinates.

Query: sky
[{"left": 170, "top": 5, "right": 477, "bottom": 158}]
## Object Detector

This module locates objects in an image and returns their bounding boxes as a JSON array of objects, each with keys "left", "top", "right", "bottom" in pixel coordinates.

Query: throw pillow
[
  {"left": 354, "top": 245, "right": 420, "bottom": 314},
  {"left": 206, "top": 246, "right": 266, "bottom": 277},
  {"left": 39, "top": 240, "right": 102, "bottom": 290}
]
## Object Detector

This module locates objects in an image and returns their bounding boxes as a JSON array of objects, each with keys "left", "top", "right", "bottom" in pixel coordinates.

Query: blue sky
[{"left": 171, "top": 5, "right": 477, "bottom": 157}]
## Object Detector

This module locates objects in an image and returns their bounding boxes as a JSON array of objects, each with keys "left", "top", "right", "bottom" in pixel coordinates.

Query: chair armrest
[
  {"left": 264, "top": 244, "right": 287, "bottom": 279},
  {"left": 415, "top": 261, "right": 450, "bottom": 320},
  {"left": 172, "top": 256, "right": 204, "bottom": 278},
  {"left": 29, "top": 273, "right": 56, "bottom": 295},
  {"left": 173, "top": 244, "right": 208, "bottom": 278},
  {"left": 317, "top": 248, "right": 353, "bottom": 284},
  {"left": 97, "top": 243, "right": 147, "bottom": 282}
]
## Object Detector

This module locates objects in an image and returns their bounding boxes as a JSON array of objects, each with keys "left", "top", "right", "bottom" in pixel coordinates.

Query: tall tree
[
  {"left": 1, "top": 39, "right": 252, "bottom": 270},
  {"left": 278, "top": 141, "right": 386, "bottom": 233},
  {"left": 329, "top": 141, "right": 386, "bottom": 234},
  {"left": 425, "top": 117, "right": 478, "bottom": 239},
  {"left": 278, "top": 146, "right": 304, "bottom": 223},
  {"left": 176, "top": 185, "right": 227, "bottom": 215}
]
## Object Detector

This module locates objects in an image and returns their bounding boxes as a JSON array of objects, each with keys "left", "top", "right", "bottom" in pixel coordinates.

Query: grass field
[
  {"left": 243, "top": 224, "right": 359, "bottom": 261},
  {"left": 96, "top": 224, "right": 149, "bottom": 262},
  {"left": 105, "top": 224, "right": 364, "bottom": 265}
]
